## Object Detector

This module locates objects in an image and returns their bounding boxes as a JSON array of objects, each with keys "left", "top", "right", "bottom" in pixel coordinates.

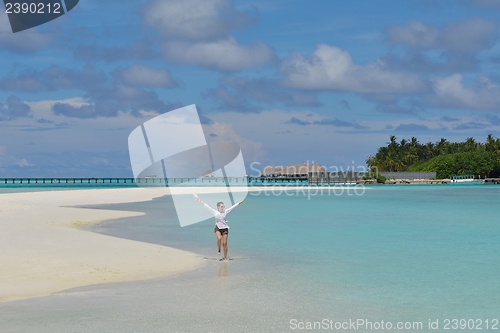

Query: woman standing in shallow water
[{"left": 195, "top": 196, "right": 245, "bottom": 260}]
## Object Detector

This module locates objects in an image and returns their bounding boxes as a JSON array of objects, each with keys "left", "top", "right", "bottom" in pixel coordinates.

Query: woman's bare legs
[
  {"left": 222, "top": 234, "right": 228, "bottom": 260},
  {"left": 215, "top": 231, "right": 222, "bottom": 255}
]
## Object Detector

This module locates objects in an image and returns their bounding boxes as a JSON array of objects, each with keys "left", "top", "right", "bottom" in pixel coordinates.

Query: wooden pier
[
  {"left": 307, "top": 172, "right": 364, "bottom": 184},
  {"left": 247, "top": 176, "right": 308, "bottom": 185},
  {"left": 1, "top": 178, "right": 137, "bottom": 185},
  {"left": 2, "top": 176, "right": 498, "bottom": 186},
  {"left": 483, "top": 178, "right": 500, "bottom": 184},
  {"left": 0, "top": 177, "right": 251, "bottom": 186},
  {"left": 383, "top": 179, "right": 449, "bottom": 184}
]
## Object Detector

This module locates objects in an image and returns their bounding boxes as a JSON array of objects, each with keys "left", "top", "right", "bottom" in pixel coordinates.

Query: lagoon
[{"left": 1, "top": 184, "right": 499, "bottom": 332}]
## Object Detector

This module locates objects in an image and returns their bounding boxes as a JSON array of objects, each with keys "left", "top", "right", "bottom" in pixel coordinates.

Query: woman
[{"left": 195, "top": 196, "right": 245, "bottom": 260}]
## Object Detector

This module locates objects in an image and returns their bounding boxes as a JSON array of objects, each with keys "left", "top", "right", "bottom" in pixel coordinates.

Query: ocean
[{"left": 1, "top": 184, "right": 499, "bottom": 332}]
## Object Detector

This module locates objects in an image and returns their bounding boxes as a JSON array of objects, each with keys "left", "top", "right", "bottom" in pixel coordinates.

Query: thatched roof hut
[{"left": 262, "top": 165, "right": 285, "bottom": 175}]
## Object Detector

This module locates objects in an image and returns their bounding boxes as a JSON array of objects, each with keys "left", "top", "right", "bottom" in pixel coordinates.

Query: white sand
[{"left": 0, "top": 187, "right": 207, "bottom": 303}]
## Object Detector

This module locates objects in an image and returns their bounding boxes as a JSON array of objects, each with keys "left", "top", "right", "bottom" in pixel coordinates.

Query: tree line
[{"left": 366, "top": 134, "right": 500, "bottom": 179}]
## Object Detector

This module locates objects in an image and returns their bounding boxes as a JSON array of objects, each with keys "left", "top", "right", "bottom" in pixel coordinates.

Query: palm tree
[
  {"left": 366, "top": 155, "right": 376, "bottom": 169},
  {"left": 410, "top": 137, "right": 419, "bottom": 147},
  {"left": 396, "top": 159, "right": 406, "bottom": 172},
  {"left": 400, "top": 138, "right": 407, "bottom": 148},
  {"left": 486, "top": 134, "right": 496, "bottom": 152},
  {"left": 385, "top": 152, "right": 396, "bottom": 172},
  {"left": 424, "top": 142, "right": 435, "bottom": 159},
  {"left": 435, "top": 138, "right": 448, "bottom": 155},
  {"left": 404, "top": 148, "right": 418, "bottom": 164},
  {"left": 464, "top": 137, "right": 477, "bottom": 152},
  {"left": 386, "top": 136, "right": 398, "bottom": 159}
]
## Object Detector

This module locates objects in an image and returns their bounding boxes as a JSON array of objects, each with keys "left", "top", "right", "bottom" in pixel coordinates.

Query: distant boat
[{"left": 449, "top": 174, "right": 476, "bottom": 183}]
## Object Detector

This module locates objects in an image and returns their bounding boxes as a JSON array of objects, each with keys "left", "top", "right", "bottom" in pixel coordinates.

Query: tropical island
[{"left": 366, "top": 135, "right": 500, "bottom": 179}]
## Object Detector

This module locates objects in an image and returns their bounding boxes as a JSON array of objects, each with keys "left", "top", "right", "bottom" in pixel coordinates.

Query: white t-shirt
[{"left": 203, "top": 202, "right": 240, "bottom": 229}]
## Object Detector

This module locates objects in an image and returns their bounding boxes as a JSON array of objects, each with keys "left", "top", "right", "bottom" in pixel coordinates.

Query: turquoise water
[
  {"left": 2, "top": 184, "right": 499, "bottom": 332},
  {"left": 84, "top": 184, "right": 500, "bottom": 330},
  {"left": 0, "top": 183, "right": 137, "bottom": 193}
]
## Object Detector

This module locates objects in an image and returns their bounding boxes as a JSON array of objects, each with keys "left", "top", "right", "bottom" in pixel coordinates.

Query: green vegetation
[
  {"left": 363, "top": 171, "right": 386, "bottom": 183},
  {"left": 366, "top": 135, "right": 500, "bottom": 179}
]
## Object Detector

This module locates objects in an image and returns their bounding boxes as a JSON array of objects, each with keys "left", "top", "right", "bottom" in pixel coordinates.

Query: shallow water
[{"left": 1, "top": 185, "right": 500, "bottom": 332}]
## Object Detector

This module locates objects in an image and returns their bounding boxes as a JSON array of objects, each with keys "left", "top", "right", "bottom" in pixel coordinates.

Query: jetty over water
[
  {"left": 0, "top": 175, "right": 366, "bottom": 186},
  {"left": 0, "top": 177, "right": 248, "bottom": 186},
  {"left": 0, "top": 177, "right": 312, "bottom": 186},
  {"left": 2, "top": 178, "right": 137, "bottom": 185},
  {"left": 1, "top": 175, "right": 498, "bottom": 187},
  {"left": 483, "top": 178, "right": 500, "bottom": 184}
]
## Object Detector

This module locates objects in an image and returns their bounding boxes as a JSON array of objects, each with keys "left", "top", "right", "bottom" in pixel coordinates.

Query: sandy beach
[{"left": 0, "top": 187, "right": 207, "bottom": 303}]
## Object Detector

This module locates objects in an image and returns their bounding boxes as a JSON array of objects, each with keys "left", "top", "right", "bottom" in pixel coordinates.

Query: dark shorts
[{"left": 214, "top": 226, "right": 228, "bottom": 235}]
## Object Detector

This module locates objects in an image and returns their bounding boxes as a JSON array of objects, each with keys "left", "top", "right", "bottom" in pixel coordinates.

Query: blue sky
[{"left": 1, "top": 0, "right": 500, "bottom": 177}]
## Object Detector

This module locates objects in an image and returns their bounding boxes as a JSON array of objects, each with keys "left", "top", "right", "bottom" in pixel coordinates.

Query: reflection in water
[{"left": 217, "top": 261, "right": 228, "bottom": 278}]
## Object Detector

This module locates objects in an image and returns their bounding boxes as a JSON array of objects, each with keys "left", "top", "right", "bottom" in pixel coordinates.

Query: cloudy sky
[{"left": 1, "top": 0, "right": 500, "bottom": 177}]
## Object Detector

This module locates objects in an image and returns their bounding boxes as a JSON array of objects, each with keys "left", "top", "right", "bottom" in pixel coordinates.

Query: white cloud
[
  {"left": 113, "top": 65, "right": 179, "bottom": 88},
  {"left": 142, "top": 0, "right": 255, "bottom": 41},
  {"left": 385, "top": 18, "right": 499, "bottom": 52},
  {"left": 16, "top": 158, "right": 34, "bottom": 167},
  {"left": 162, "top": 38, "right": 275, "bottom": 71},
  {"left": 142, "top": 0, "right": 274, "bottom": 71},
  {"left": 203, "top": 121, "right": 265, "bottom": 163},
  {"left": 429, "top": 74, "right": 500, "bottom": 110},
  {"left": 281, "top": 44, "right": 425, "bottom": 93}
]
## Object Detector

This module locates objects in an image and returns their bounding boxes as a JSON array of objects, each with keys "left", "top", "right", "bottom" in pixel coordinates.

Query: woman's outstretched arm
[
  {"left": 225, "top": 197, "right": 245, "bottom": 214},
  {"left": 194, "top": 194, "right": 218, "bottom": 215},
  {"left": 193, "top": 193, "right": 205, "bottom": 205}
]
